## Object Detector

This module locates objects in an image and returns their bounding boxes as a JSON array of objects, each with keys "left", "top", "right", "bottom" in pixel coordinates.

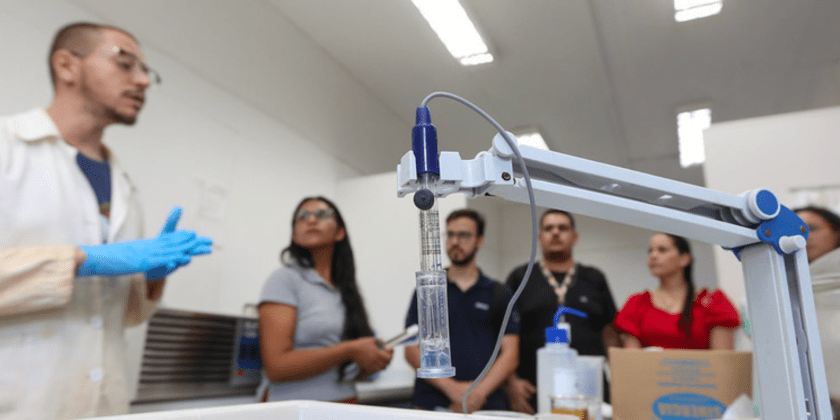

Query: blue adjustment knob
[{"left": 414, "top": 189, "right": 435, "bottom": 210}]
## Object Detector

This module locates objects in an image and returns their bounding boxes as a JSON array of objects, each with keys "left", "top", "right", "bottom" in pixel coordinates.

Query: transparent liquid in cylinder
[
  {"left": 418, "top": 283, "right": 451, "bottom": 367},
  {"left": 415, "top": 269, "right": 454, "bottom": 378}
]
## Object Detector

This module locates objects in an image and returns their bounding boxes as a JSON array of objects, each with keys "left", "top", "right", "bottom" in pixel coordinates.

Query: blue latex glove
[
  {"left": 77, "top": 207, "right": 213, "bottom": 278},
  {"left": 144, "top": 207, "right": 211, "bottom": 280}
]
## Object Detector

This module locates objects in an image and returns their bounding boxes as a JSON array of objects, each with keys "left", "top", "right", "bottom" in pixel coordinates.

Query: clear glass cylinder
[{"left": 415, "top": 270, "right": 455, "bottom": 378}]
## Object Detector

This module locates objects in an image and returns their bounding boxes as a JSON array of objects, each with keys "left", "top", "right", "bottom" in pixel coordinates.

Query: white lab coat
[{"left": 0, "top": 109, "right": 158, "bottom": 419}]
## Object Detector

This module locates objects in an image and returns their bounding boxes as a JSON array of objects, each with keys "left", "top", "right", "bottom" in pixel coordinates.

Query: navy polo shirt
[{"left": 405, "top": 271, "right": 520, "bottom": 410}]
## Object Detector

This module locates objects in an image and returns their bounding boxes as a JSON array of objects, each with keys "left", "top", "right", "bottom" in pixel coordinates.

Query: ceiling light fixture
[
  {"left": 674, "top": 0, "right": 722, "bottom": 22},
  {"left": 512, "top": 128, "right": 549, "bottom": 151},
  {"left": 411, "top": 0, "right": 494, "bottom": 66},
  {"left": 677, "top": 107, "right": 711, "bottom": 167}
]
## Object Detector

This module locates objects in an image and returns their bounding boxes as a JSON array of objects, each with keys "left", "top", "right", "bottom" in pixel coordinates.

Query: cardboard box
[{"left": 609, "top": 348, "right": 752, "bottom": 420}]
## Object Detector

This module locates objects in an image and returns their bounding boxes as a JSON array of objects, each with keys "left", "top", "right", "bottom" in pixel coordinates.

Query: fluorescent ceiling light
[
  {"left": 459, "top": 53, "right": 493, "bottom": 66},
  {"left": 513, "top": 129, "right": 549, "bottom": 151},
  {"left": 674, "top": 0, "right": 722, "bottom": 22},
  {"left": 411, "top": 0, "right": 494, "bottom": 66},
  {"left": 677, "top": 107, "right": 711, "bottom": 167}
]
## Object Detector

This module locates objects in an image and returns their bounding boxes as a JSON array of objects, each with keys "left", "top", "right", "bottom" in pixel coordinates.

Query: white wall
[{"left": 704, "top": 106, "right": 840, "bottom": 309}]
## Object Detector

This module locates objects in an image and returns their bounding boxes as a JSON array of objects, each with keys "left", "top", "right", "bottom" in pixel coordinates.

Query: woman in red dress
[{"left": 615, "top": 233, "right": 740, "bottom": 349}]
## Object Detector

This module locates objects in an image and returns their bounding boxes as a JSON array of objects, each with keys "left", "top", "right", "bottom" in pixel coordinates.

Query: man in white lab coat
[{"left": 0, "top": 22, "right": 211, "bottom": 419}]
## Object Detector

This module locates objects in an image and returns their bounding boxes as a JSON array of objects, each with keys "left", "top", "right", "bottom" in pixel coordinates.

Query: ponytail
[{"left": 665, "top": 234, "right": 694, "bottom": 335}]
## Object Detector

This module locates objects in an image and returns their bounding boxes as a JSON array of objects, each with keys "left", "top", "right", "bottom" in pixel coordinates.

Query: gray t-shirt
[{"left": 256, "top": 264, "right": 355, "bottom": 402}]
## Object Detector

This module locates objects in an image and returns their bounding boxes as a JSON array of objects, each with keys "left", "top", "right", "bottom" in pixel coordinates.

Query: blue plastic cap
[
  {"left": 544, "top": 306, "right": 588, "bottom": 345},
  {"left": 415, "top": 106, "right": 432, "bottom": 125},
  {"left": 412, "top": 106, "right": 439, "bottom": 176},
  {"left": 545, "top": 327, "right": 569, "bottom": 344},
  {"left": 755, "top": 190, "right": 779, "bottom": 218}
]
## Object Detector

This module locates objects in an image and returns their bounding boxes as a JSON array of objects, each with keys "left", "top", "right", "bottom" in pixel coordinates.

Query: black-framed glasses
[
  {"left": 446, "top": 231, "right": 475, "bottom": 242},
  {"left": 295, "top": 208, "right": 335, "bottom": 222}
]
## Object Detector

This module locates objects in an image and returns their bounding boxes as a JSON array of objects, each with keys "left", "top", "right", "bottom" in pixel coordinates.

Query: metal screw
[
  {"left": 765, "top": 230, "right": 772, "bottom": 237},
  {"left": 502, "top": 172, "right": 511, "bottom": 181}
]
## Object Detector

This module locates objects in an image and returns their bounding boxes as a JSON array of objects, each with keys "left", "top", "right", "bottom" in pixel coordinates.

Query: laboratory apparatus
[
  {"left": 411, "top": 106, "right": 455, "bottom": 379},
  {"left": 398, "top": 92, "right": 831, "bottom": 419}
]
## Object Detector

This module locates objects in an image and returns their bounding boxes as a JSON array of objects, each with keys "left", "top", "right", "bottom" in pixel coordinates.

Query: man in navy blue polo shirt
[{"left": 404, "top": 209, "right": 520, "bottom": 413}]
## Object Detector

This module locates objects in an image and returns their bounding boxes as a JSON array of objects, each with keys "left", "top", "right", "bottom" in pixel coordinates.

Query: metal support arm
[{"left": 398, "top": 132, "right": 831, "bottom": 420}]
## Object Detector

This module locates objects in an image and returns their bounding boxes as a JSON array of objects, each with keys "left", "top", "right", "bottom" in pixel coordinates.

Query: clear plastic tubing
[{"left": 415, "top": 173, "right": 455, "bottom": 378}]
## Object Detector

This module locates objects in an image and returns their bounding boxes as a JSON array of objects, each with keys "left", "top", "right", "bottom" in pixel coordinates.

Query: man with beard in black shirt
[{"left": 504, "top": 209, "right": 620, "bottom": 414}]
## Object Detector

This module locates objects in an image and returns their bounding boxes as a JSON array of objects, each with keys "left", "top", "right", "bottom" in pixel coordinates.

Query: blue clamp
[
  {"left": 755, "top": 205, "right": 809, "bottom": 255},
  {"left": 726, "top": 205, "right": 809, "bottom": 260}
]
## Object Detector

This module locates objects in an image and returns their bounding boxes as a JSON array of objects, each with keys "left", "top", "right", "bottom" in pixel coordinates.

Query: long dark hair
[
  {"left": 663, "top": 233, "right": 695, "bottom": 336},
  {"left": 281, "top": 196, "right": 375, "bottom": 380}
]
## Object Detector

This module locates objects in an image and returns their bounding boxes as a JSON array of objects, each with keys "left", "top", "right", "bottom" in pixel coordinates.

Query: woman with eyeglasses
[
  {"left": 256, "top": 196, "right": 392, "bottom": 403},
  {"left": 614, "top": 233, "right": 740, "bottom": 350}
]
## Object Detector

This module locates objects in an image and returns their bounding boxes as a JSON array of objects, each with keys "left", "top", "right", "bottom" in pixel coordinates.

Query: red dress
[{"left": 614, "top": 289, "right": 740, "bottom": 349}]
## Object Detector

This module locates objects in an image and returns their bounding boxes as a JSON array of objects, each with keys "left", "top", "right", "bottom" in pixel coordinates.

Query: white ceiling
[{"left": 73, "top": 0, "right": 840, "bottom": 185}]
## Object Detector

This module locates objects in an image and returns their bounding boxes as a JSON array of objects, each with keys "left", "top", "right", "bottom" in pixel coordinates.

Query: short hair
[
  {"left": 794, "top": 205, "right": 840, "bottom": 249},
  {"left": 48, "top": 22, "right": 138, "bottom": 86},
  {"left": 446, "top": 209, "right": 486, "bottom": 237},
  {"left": 540, "top": 209, "right": 575, "bottom": 230}
]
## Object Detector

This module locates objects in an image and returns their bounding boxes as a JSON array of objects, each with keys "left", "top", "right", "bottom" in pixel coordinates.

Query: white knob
[
  {"left": 491, "top": 132, "right": 516, "bottom": 158},
  {"left": 779, "top": 235, "right": 807, "bottom": 254}
]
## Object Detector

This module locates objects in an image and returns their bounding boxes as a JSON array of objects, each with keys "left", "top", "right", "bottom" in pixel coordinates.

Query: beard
[
  {"left": 106, "top": 104, "right": 138, "bottom": 125},
  {"left": 81, "top": 74, "right": 140, "bottom": 125},
  {"left": 543, "top": 250, "right": 571, "bottom": 262},
  {"left": 104, "top": 92, "right": 140, "bottom": 125},
  {"left": 82, "top": 93, "right": 139, "bottom": 125},
  {"left": 449, "top": 248, "right": 477, "bottom": 266}
]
